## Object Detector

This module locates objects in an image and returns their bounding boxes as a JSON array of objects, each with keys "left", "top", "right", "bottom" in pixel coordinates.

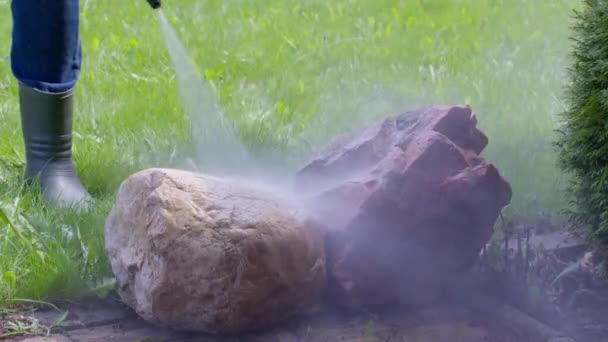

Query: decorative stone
[
  {"left": 295, "top": 105, "right": 512, "bottom": 308},
  {"left": 105, "top": 168, "right": 326, "bottom": 334}
]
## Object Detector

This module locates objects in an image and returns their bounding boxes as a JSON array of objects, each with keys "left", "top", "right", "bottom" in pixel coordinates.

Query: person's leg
[
  {"left": 11, "top": 0, "right": 81, "bottom": 92},
  {"left": 11, "top": 0, "right": 91, "bottom": 207}
]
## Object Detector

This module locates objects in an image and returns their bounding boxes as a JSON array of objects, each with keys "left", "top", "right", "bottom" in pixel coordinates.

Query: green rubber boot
[{"left": 19, "top": 83, "right": 92, "bottom": 208}]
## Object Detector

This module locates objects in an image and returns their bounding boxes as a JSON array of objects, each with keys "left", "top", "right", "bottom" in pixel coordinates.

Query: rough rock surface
[
  {"left": 295, "top": 105, "right": 512, "bottom": 308},
  {"left": 104, "top": 168, "right": 326, "bottom": 335}
]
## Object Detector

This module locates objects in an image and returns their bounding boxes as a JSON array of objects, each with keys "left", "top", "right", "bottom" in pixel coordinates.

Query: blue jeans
[{"left": 11, "top": 0, "right": 81, "bottom": 93}]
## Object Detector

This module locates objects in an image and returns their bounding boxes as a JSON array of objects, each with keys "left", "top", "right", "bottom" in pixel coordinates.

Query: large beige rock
[{"left": 104, "top": 168, "right": 326, "bottom": 335}]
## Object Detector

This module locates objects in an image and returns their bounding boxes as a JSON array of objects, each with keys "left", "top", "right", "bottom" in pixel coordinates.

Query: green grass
[{"left": 0, "top": 0, "right": 579, "bottom": 302}]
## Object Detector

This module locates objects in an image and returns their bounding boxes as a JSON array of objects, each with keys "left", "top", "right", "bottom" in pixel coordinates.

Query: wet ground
[
  {"left": 6, "top": 292, "right": 576, "bottom": 342},
  {"left": 4, "top": 229, "right": 602, "bottom": 342}
]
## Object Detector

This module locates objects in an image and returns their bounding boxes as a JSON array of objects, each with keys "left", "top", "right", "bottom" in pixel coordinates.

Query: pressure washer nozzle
[{"left": 146, "top": 0, "right": 161, "bottom": 9}]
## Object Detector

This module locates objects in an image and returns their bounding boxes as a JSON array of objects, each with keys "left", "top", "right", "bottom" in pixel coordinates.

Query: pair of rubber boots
[{"left": 18, "top": 83, "right": 92, "bottom": 209}]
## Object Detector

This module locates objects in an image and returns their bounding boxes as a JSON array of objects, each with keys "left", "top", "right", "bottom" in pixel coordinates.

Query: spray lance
[{"left": 146, "top": 0, "right": 161, "bottom": 9}]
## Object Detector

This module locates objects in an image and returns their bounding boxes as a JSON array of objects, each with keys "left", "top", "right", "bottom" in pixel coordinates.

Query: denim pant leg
[{"left": 10, "top": 0, "right": 81, "bottom": 93}]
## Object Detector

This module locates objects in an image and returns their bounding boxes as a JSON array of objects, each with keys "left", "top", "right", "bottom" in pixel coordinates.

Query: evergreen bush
[{"left": 557, "top": 0, "right": 608, "bottom": 243}]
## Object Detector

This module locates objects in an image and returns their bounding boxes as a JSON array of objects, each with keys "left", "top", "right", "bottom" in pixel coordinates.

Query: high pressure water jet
[{"left": 150, "top": 0, "right": 259, "bottom": 179}]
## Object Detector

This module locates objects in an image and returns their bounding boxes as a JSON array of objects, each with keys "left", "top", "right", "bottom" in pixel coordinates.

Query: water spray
[{"left": 148, "top": 0, "right": 261, "bottom": 180}]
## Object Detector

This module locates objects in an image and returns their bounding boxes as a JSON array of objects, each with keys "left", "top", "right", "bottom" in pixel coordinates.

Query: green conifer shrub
[{"left": 557, "top": 0, "right": 608, "bottom": 243}]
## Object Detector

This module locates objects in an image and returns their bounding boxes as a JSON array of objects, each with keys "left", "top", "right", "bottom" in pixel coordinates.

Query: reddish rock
[{"left": 295, "top": 105, "right": 512, "bottom": 308}]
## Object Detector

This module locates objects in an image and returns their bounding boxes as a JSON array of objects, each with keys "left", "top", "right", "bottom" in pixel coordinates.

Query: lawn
[{"left": 0, "top": 0, "right": 579, "bottom": 302}]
